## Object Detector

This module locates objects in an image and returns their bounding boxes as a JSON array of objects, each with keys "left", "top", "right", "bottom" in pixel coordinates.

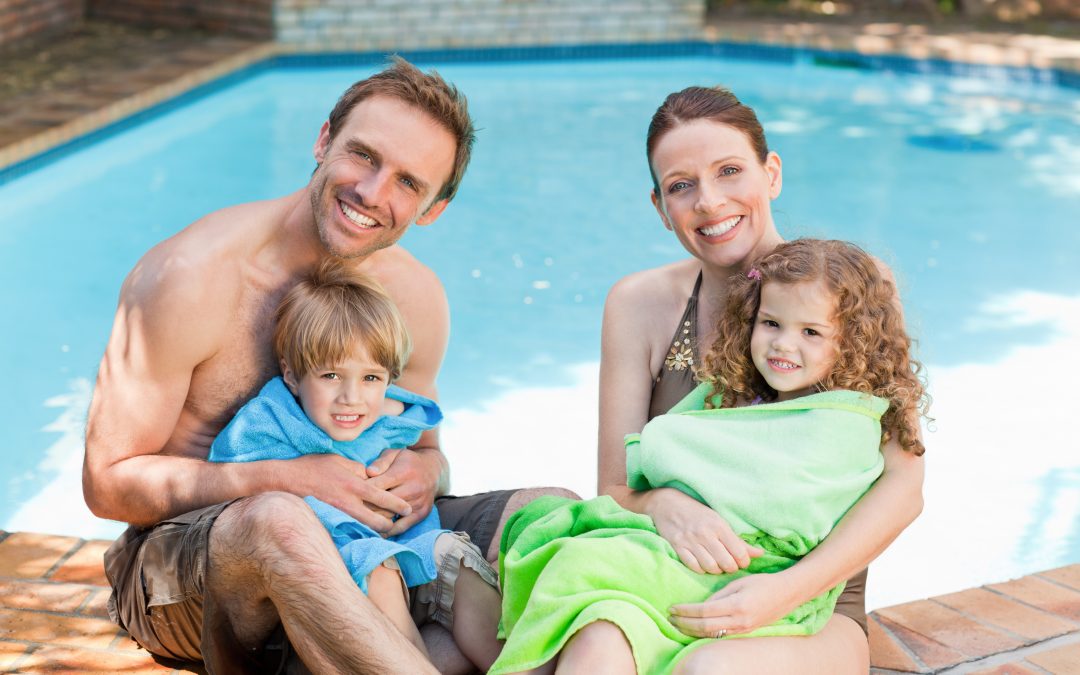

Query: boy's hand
[{"left": 367, "top": 447, "right": 441, "bottom": 536}]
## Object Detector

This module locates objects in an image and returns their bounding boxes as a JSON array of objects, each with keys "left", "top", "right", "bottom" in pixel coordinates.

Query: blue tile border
[{"left": 2, "top": 39, "right": 1077, "bottom": 186}]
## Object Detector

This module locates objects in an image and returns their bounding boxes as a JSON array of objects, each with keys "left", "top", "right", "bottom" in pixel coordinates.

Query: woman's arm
[
  {"left": 670, "top": 437, "right": 923, "bottom": 636},
  {"left": 598, "top": 275, "right": 762, "bottom": 575}
]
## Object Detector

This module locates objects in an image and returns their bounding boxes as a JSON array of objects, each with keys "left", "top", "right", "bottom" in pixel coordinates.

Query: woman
[{"left": 583, "top": 86, "right": 924, "bottom": 673}]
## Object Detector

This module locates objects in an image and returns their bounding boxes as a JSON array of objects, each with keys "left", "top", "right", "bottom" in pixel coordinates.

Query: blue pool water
[{"left": 2, "top": 55, "right": 1079, "bottom": 609}]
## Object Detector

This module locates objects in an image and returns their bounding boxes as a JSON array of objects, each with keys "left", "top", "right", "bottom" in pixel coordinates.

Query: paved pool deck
[
  {"left": 2, "top": 11, "right": 1079, "bottom": 675},
  {"left": 0, "top": 529, "right": 1078, "bottom": 673}
]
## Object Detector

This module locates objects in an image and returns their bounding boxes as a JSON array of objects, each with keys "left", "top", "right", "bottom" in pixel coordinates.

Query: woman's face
[{"left": 650, "top": 119, "right": 783, "bottom": 270}]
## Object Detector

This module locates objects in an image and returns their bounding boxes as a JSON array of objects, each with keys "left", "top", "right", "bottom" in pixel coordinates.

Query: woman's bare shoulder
[{"left": 607, "top": 258, "right": 700, "bottom": 310}]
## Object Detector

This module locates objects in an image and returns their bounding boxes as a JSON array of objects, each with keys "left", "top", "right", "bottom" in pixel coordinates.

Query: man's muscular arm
[{"left": 83, "top": 247, "right": 409, "bottom": 527}]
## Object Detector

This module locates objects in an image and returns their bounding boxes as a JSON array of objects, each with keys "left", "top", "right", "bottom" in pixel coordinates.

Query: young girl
[
  {"left": 490, "top": 239, "right": 929, "bottom": 675},
  {"left": 209, "top": 259, "right": 502, "bottom": 670}
]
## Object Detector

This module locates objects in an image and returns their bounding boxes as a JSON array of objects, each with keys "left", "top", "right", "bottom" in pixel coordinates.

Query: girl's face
[
  {"left": 750, "top": 280, "right": 839, "bottom": 402},
  {"left": 650, "top": 119, "right": 783, "bottom": 271},
  {"left": 282, "top": 342, "right": 391, "bottom": 442}
]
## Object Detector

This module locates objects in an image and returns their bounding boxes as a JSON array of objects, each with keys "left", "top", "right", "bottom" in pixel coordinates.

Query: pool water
[{"left": 2, "top": 56, "right": 1079, "bottom": 610}]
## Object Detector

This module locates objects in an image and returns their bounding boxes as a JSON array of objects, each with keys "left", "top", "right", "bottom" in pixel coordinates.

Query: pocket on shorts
[{"left": 139, "top": 509, "right": 214, "bottom": 609}]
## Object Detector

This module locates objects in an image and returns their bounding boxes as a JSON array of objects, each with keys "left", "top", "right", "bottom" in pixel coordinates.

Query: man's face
[{"left": 309, "top": 95, "right": 457, "bottom": 259}]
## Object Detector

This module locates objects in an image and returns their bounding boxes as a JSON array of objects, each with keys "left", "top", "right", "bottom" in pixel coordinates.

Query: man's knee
[
  {"left": 501, "top": 486, "right": 580, "bottom": 516},
  {"left": 211, "top": 492, "right": 329, "bottom": 575},
  {"left": 486, "top": 487, "right": 580, "bottom": 561}
]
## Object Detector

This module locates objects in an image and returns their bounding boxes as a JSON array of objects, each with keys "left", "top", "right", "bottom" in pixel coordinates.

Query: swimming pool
[{"left": 2, "top": 51, "right": 1078, "bottom": 611}]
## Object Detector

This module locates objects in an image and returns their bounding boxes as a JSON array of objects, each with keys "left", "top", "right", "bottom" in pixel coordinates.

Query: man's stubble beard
[{"left": 308, "top": 164, "right": 401, "bottom": 261}]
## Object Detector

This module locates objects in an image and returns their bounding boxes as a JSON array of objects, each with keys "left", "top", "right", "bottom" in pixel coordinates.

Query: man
[{"left": 84, "top": 58, "right": 572, "bottom": 674}]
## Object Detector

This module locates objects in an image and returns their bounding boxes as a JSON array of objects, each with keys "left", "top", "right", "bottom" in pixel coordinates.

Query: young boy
[{"left": 209, "top": 258, "right": 503, "bottom": 669}]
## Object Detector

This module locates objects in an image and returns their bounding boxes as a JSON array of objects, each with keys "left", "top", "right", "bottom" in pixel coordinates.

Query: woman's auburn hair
[{"left": 700, "top": 239, "right": 930, "bottom": 456}]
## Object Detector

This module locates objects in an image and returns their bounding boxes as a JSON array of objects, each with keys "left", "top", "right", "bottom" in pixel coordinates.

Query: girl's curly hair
[{"left": 700, "top": 239, "right": 929, "bottom": 456}]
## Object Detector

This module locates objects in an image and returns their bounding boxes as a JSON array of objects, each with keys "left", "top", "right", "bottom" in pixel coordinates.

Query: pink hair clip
[{"left": 746, "top": 268, "right": 762, "bottom": 281}]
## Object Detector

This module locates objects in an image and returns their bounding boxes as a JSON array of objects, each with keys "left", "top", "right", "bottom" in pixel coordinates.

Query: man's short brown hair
[
  {"left": 274, "top": 258, "right": 411, "bottom": 381},
  {"left": 326, "top": 57, "right": 476, "bottom": 203}
]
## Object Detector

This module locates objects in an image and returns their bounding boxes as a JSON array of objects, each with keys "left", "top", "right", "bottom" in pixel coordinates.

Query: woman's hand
[
  {"left": 668, "top": 571, "right": 801, "bottom": 637},
  {"left": 647, "top": 488, "right": 764, "bottom": 574}
]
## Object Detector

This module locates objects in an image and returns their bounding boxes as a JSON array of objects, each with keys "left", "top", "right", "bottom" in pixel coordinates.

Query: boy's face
[{"left": 282, "top": 343, "right": 392, "bottom": 442}]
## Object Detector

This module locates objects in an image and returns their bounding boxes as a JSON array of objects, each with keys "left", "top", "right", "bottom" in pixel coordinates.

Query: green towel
[{"left": 490, "top": 386, "right": 886, "bottom": 675}]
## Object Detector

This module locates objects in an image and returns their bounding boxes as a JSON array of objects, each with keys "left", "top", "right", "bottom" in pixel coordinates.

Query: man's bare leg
[
  {"left": 421, "top": 624, "right": 474, "bottom": 675},
  {"left": 485, "top": 487, "right": 581, "bottom": 562},
  {"left": 207, "top": 492, "right": 437, "bottom": 674}
]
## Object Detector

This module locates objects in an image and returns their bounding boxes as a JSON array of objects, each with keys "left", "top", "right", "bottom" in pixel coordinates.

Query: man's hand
[
  {"left": 668, "top": 571, "right": 800, "bottom": 637},
  {"left": 648, "top": 488, "right": 764, "bottom": 575},
  {"left": 293, "top": 454, "right": 412, "bottom": 533},
  {"left": 366, "top": 447, "right": 441, "bottom": 536}
]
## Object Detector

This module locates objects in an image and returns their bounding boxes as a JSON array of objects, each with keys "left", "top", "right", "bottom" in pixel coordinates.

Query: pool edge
[{"left": 1, "top": 37, "right": 1078, "bottom": 186}]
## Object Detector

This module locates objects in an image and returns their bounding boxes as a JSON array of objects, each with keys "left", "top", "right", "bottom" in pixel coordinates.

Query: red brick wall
[
  {"left": 0, "top": 0, "right": 84, "bottom": 47},
  {"left": 86, "top": 0, "right": 272, "bottom": 38}
]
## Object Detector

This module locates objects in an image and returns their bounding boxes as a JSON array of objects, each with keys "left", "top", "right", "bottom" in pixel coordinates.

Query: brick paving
[
  {"left": 0, "top": 531, "right": 202, "bottom": 673},
  {"left": 0, "top": 20, "right": 272, "bottom": 173},
  {"left": 1, "top": 528, "right": 1077, "bottom": 673}
]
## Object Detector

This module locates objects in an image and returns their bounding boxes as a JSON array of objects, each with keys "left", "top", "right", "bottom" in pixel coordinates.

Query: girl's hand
[
  {"left": 668, "top": 572, "right": 800, "bottom": 637},
  {"left": 647, "top": 488, "right": 764, "bottom": 574}
]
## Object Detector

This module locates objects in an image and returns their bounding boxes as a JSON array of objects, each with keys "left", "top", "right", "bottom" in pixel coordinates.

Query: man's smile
[{"left": 339, "top": 199, "right": 380, "bottom": 229}]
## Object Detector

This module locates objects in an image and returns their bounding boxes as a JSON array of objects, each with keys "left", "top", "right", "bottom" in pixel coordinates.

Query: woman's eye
[
  {"left": 668, "top": 180, "right": 691, "bottom": 194},
  {"left": 720, "top": 166, "right": 740, "bottom": 177}
]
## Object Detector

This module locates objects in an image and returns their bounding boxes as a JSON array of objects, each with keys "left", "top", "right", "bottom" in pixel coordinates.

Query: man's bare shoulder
[
  {"left": 128, "top": 200, "right": 284, "bottom": 301},
  {"left": 359, "top": 245, "right": 448, "bottom": 315},
  {"left": 120, "top": 199, "right": 290, "bottom": 346}
]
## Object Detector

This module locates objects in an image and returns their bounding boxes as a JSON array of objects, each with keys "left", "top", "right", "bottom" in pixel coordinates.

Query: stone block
[
  {"left": 989, "top": 575, "right": 1080, "bottom": 622},
  {"left": 14, "top": 645, "right": 174, "bottom": 673},
  {"left": 868, "top": 616, "right": 923, "bottom": 672},
  {"left": 1025, "top": 641, "right": 1080, "bottom": 673},
  {"left": 875, "top": 599, "right": 1023, "bottom": 660},
  {"left": 0, "top": 532, "right": 79, "bottom": 579},
  {"left": 0, "top": 607, "right": 120, "bottom": 650},
  {"left": 935, "top": 587, "right": 1078, "bottom": 641},
  {"left": 0, "top": 579, "right": 93, "bottom": 613},
  {"left": 1038, "top": 564, "right": 1080, "bottom": 592},
  {"left": 48, "top": 540, "right": 111, "bottom": 586}
]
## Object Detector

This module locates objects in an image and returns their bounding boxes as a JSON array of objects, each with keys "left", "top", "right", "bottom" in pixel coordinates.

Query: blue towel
[{"left": 209, "top": 376, "right": 445, "bottom": 592}]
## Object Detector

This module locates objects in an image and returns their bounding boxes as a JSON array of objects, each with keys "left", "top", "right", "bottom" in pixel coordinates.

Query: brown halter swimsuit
[{"left": 647, "top": 271, "right": 869, "bottom": 637}]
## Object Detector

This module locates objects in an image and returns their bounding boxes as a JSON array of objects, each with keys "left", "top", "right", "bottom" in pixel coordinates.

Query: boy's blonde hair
[{"left": 274, "top": 258, "right": 411, "bottom": 381}]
